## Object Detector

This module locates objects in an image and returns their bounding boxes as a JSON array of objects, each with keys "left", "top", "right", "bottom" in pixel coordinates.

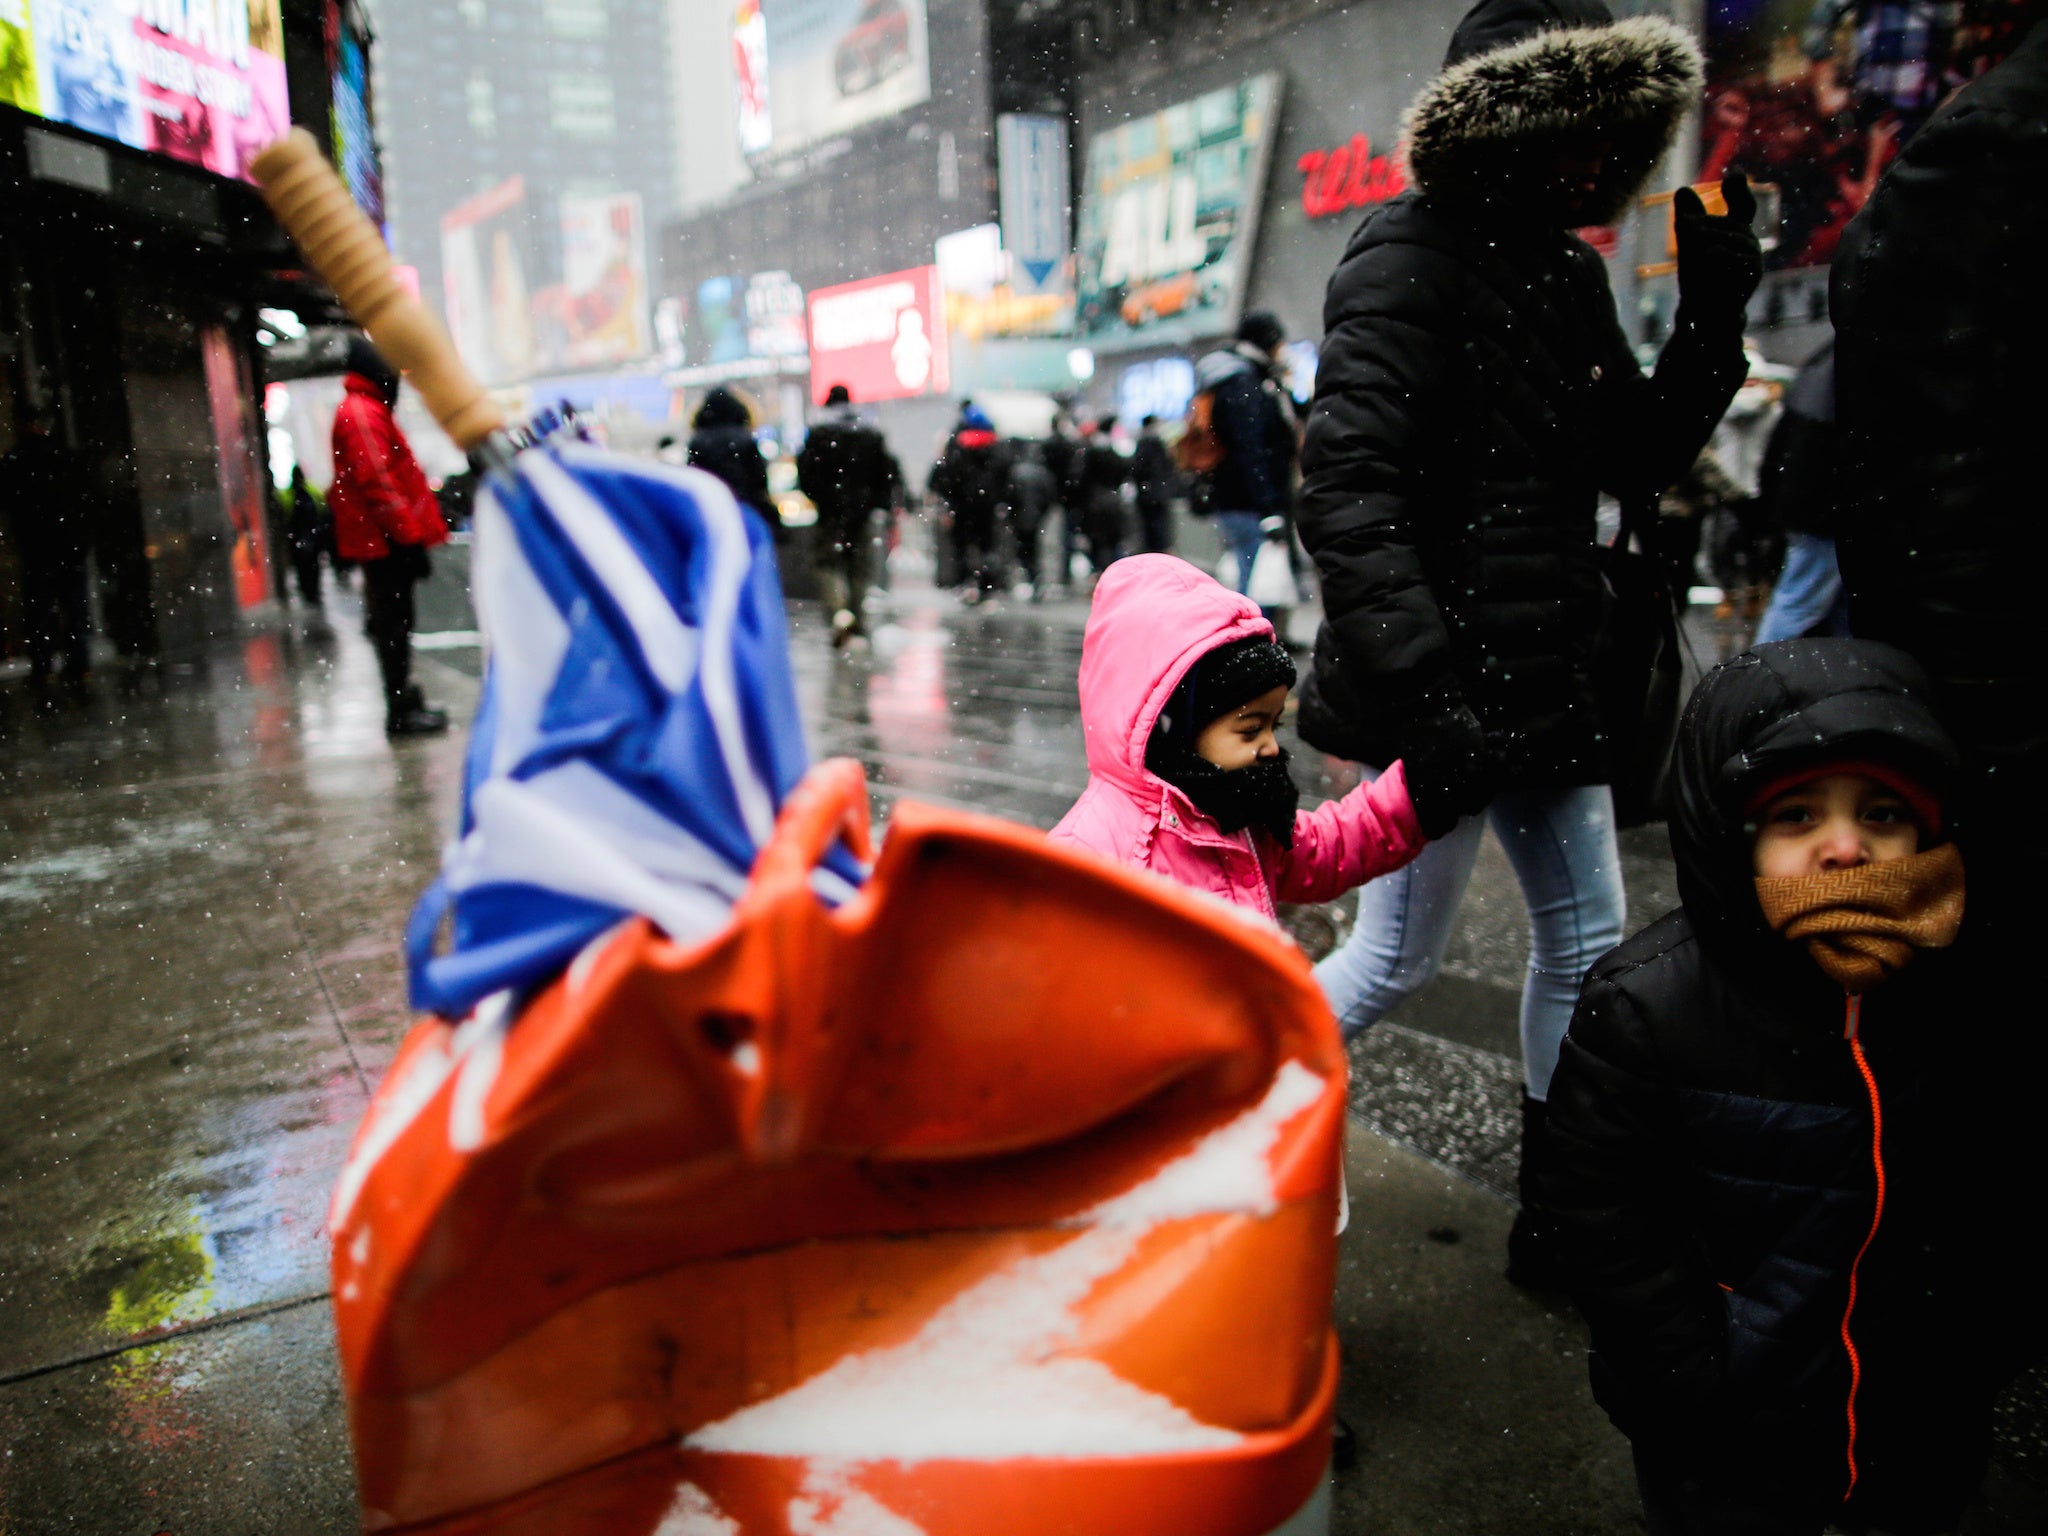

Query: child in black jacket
[{"left": 1544, "top": 638, "right": 2041, "bottom": 1535}]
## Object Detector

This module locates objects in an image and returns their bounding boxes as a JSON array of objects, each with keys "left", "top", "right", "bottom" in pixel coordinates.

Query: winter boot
[
  {"left": 1506, "top": 1091, "right": 1567, "bottom": 1292},
  {"left": 388, "top": 684, "right": 449, "bottom": 737}
]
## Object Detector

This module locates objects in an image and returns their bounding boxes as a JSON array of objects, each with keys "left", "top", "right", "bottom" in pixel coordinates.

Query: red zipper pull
[{"left": 1843, "top": 993, "right": 1863, "bottom": 1041}]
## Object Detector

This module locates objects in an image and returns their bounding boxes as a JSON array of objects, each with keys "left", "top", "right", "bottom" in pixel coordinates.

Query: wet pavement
[{"left": 2, "top": 551, "right": 2042, "bottom": 1533}]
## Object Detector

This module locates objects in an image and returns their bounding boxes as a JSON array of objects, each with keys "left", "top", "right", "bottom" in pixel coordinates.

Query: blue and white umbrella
[{"left": 406, "top": 438, "right": 864, "bottom": 1019}]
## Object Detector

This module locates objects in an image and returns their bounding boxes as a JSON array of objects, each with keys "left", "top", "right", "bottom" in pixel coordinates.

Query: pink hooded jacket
[{"left": 1049, "top": 555, "right": 1425, "bottom": 920}]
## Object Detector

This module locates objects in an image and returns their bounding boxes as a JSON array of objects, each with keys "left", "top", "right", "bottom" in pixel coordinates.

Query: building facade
[
  {"left": 371, "top": 0, "right": 679, "bottom": 396},
  {"left": 2, "top": 0, "right": 374, "bottom": 661}
]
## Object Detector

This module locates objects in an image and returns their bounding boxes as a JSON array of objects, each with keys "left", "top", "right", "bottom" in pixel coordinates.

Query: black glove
[
  {"left": 1673, "top": 171, "right": 1763, "bottom": 326},
  {"left": 1396, "top": 707, "right": 1495, "bottom": 839}
]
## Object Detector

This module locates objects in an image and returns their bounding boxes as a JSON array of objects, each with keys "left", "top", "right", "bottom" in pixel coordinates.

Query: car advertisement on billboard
[
  {"left": 532, "top": 192, "right": 653, "bottom": 371},
  {"left": 1074, "top": 73, "right": 1283, "bottom": 351},
  {"left": 441, "top": 176, "right": 537, "bottom": 388},
  {"left": 758, "top": 0, "right": 930, "bottom": 158},
  {"left": 11, "top": 0, "right": 291, "bottom": 184},
  {"left": 806, "top": 265, "right": 946, "bottom": 404}
]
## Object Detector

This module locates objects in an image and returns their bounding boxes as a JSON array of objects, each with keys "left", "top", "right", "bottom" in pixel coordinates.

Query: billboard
[
  {"left": 1074, "top": 73, "right": 1283, "bottom": 351},
  {"left": 328, "top": 2, "right": 381, "bottom": 223},
  {"left": 535, "top": 192, "right": 653, "bottom": 370},
  {"left": 1702, "top": 0, "right": 2040, "bottom": 270},
  {"left": 441, "top": 177, "right": 537, "bottom": 388},
  {"left": 731, "top": 0, "right": 770, "bottom": 155},
  {"left": 806, "top": 265, "right": 946, "bottom": 404},
  {"left": 759, "top": 0, "right": 929, "bottom": 158},
  {"left": 936, "top": 222, "right": 1069, "bottom": 340},
  {"left": 13, "top": 0, "right": 290, "bottom": 183}
]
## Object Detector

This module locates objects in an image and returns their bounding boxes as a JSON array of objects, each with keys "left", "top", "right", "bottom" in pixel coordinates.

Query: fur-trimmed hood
[{"left": 1402, "top": 10, "right": 1701, "bottom": 226}]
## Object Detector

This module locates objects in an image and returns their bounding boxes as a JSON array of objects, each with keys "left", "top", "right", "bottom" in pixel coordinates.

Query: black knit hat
[{"left": 1155, "top": 638, "right": 1297, "bottom": 745}]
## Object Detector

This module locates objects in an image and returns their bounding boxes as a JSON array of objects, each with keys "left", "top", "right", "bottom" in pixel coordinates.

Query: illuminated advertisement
[
  {"left": 535, "top": 192, "right": 652, "bottom": 370},
  {"left": 732, "top": 0, "right": 770, "bottom": 155},
  {"left": 936, "top": 222, "right": 1070, "bottom": 341},
  {"left": 441, "top": 176, "right": 537, "bottom": 387},
  {"left": 15, "top": 0, "right": 290, "bottom": 183},
  {"left": 1074, "top": 73, "right": 1282, "bottom": 350},
  {"left": 1703, "top": 0, "right": 2039, "bottom": 270},
  {"left": 328, "top": 2, "right": 380, "bottom": 222},
  {"left": 759, "top": 0, "right": 929, "bottom": 158},
  {"left": 806, "top": 265, "right": 946, "bottom": 405}
]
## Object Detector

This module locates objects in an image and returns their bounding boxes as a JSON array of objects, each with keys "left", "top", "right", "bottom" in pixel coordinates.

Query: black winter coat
[
  {"left": 1195, "top": 347, "right": 1296, "bottom": 519},
  {"left": 797, "top": 408, "right": 895, "bottom": 533},
  {"left": 1833, "top": 22, "right": 2048, "bottom": 891},
  {"left": 688, "top": 389, "right": 776, "bottom": 529},
  {"left": 1543, "top": 640, "right": 2042, "bottom": 1527},
  {"left": 1295, "top": 14, "right": 1747, "bottom": 787}
]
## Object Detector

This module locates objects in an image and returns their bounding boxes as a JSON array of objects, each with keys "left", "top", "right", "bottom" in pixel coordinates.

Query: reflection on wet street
[{"left": 2, "top": 575, "right": 2042, "bottom": 1533}]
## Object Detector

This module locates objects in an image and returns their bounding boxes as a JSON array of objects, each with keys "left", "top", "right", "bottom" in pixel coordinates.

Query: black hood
[
  {"left": 1402, "top": 7, "right": 1701, "bottom": 225},
  {"left": 1672, "top": 639, "right": 1962, "bottom": 965},
  {"left": 694, "top": 387, "right": 751, "bottom": 430},
  {"left": 1443, "top": 0, "right": 1616, "bottom": 67}
]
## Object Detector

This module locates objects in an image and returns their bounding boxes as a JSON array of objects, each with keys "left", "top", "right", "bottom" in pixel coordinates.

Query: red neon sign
[{"left": 1297, "top": 135, "right": 1406, "bottom": 220}]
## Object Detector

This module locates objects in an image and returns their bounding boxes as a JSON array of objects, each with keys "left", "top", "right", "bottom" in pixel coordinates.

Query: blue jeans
[
  {"left": 1754, "top": 532, "right": 1849, "bottom": 644},
  {"left": 1314, "top": 777, "right": 1625, "bottom": 1100},
  {"left": 1214, "top": 511, "right": 1264, "bottom": 594}
]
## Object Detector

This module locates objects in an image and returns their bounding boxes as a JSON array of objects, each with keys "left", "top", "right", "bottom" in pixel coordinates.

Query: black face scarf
[{"left": 1145, "top": 737, "right": 1302, "bottom": 847}]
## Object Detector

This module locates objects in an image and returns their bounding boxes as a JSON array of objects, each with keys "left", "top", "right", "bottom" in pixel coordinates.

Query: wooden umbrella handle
[{"left": 252, "top": 129, "right": 507, "bottom": 451}]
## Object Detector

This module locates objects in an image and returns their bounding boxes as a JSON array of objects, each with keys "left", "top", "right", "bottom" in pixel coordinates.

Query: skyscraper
[{"left": 369, "top": 0, "right": 678, "bottom": 381}]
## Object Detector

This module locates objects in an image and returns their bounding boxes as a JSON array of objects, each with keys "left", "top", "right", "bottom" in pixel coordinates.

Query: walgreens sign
[
  {"left": 1297, "top": 134, "right": 1405, "bottom": 220},
  {"left": 807, "top": 266, "right": 949, "bottom": 405}
]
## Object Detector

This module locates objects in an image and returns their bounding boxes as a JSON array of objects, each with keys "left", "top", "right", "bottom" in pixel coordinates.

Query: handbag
[
  {"left": 1246, "top": 537, "right": 1300, "bottom": 609},
  {"left": 1591, "top": 500, "right": 1689, "bottom": 828}
]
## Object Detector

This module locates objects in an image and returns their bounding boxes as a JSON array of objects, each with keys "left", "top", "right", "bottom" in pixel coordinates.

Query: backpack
[{"left": 1174, "top": 388, "right": 1224, "bottom": 478}]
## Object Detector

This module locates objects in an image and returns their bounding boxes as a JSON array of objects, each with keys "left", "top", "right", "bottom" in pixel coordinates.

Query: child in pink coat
[{"left": 1050, "top": 555, "right": 1430, "bottom": 920}]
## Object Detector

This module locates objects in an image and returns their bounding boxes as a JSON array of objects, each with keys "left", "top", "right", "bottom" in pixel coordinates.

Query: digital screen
[{"left": 8, "top": 0, "right": 291, "bottom": 184}]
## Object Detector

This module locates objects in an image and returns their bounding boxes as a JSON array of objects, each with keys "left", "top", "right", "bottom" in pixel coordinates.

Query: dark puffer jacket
[
  {"left": 1833, "top": 21, "right": 2048, "bottom": 893},
  {"left": 688, "top": 388, "right": 777, "bottom": 529},
  {"left": 1296, "top": 4, "right": 1748, "bottom": 785},
  {"left": 1543, "top": 640, "right": 2043, "bottom": 1527},
  {"left": 1194, "top": 344, "right": 1297, "bottom": 519}
]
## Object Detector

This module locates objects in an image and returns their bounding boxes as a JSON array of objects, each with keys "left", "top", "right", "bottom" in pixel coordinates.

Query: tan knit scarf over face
[{"left": 1753, "top": 844, "right": 1967, "bottom": 992}]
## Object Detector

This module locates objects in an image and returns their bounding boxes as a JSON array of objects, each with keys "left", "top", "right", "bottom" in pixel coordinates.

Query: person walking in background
[
  {"left": 1, "top": 409, "right": 91, "bottom": 690},
  {"left": 687, "top": 387, "right": 778, "bottom": 534},
  {"left": 1650, "top": 444, "right": 1746, "bottom": 607},
  {"left": 1005, "top": 439, "right": 1058, "bottom": 600},
  {"left": 1752, "top": 341, "right": 1848, "bottom": 643},
  {"left": 1832, "top": 15, "right": 2047, "bottom": 934},
  {"left": 797, "top": 384, "right": 899, "bottom": 647},
  {"left": 1041, "top": 409, "right": 1082, "bottom": 592},
  {"left": 928, "top": 402, "right": 1009, "bottom": 604},
  {"left": 1193, "top": 311, "right": 1298, "bottom": 606},
  {"left": 1074, "top": 414, "right": 1131, "bottom": 578},
  {"left": 330, "top": 336, "right": 449, "bottom": 737},
  {"left": 1294, "top": 0, "right": 1762, "bottom": 1288},
  {"left": 283, "top": 464, "right": 332, "bottom": 632},
  {"left": 1131, "top": 415, "right": 1178, "bottom": 555}
]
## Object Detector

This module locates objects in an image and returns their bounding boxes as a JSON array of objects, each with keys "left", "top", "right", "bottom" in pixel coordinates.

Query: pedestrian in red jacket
[{"left": 331, "top": 335, "right": 449, "bottom": 736}]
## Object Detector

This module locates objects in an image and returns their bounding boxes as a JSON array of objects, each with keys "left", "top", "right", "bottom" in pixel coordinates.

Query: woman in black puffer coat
[
  {"left": 1542, "top": 639, "right": 2045, "bottom": 1533},
  {"left": 1298, "top": 0, "right": 1762, "bottom": 1285}
]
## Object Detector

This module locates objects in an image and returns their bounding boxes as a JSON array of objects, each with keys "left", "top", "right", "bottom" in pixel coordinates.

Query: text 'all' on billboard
[
  {"left": 1074, "top": 73, "right": 1283, "bottom": 352},
  {"left": 7, "top": 0, "right": 291, "bottom": 185}
]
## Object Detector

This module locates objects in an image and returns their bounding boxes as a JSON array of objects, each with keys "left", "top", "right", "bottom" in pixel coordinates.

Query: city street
[{"left": 3, "top": 557, "right": 2043, "bottom": 1534}]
